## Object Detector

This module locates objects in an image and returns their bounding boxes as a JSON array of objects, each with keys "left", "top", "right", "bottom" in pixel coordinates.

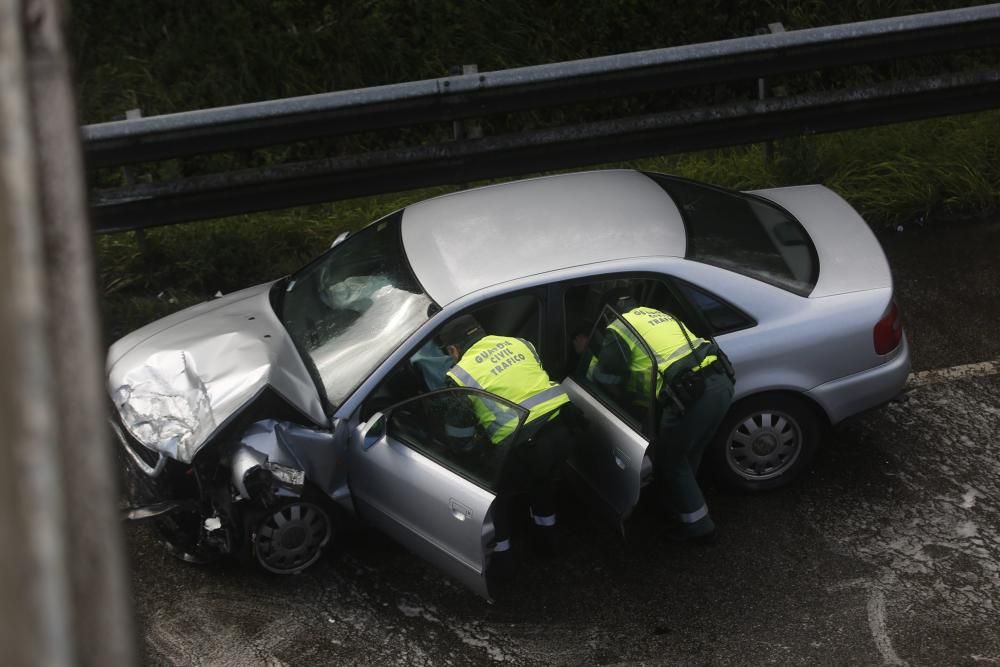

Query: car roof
[{"left": 400, "top": 169, "right": 686, "bottom": 305}]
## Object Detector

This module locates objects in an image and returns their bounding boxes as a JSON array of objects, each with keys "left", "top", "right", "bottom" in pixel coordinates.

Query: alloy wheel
[
  {"left": 725, "top": 409, "right": 802, "bottom": 481},
  {"left": 254, "top": 501, "right": 331, "bottom": 574}
]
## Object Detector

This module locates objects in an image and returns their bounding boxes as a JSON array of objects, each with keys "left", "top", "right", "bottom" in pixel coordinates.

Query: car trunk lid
[{"left": 750, "top": 185, "right": 892, "bottom": 298}]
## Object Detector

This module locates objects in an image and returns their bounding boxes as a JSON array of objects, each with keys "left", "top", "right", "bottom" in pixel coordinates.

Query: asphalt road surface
[{"left": 125, "top": 218, "right": 1000, "bottom": 666}]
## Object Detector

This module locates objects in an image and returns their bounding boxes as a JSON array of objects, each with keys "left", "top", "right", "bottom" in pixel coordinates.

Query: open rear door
[
  {"left": 563, "top": 307, "right": 658, "bottom": 531},
  {"left": 563, "top": 378, "right": 650, "bottom": 529}
]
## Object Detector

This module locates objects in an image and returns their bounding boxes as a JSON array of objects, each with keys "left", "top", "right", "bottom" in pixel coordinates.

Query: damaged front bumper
[
  {"left": 115, "top": 411, "right": 340, "bottom": 575},
  {"left": 110, "top": 416, "right": 167, "bottom": 479},
  {"left": 122, "top": 500, "right": 198, "bottom": 521}
]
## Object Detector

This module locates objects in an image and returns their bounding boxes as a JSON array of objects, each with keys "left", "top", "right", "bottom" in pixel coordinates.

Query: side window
[
  {"left": 362, "top": 292, "right": 543, "bottom": 420},
  {"left": 386, "top": 388, "right": 527, "bottom": 491},
  {"left": 563, "top": 277, "right": 690, "bottom": 379},
  {"left": 563, "top": 275, "right": 735, "bottom": 437},
  {"left": 471, "top": 293, "right": 540, "bottom": 344},
  {"left": 674, "top": 281, "right": 754, "bottom": 335},
  {"left": 573, "top": 307, "right": 657, "bottom": 437}
]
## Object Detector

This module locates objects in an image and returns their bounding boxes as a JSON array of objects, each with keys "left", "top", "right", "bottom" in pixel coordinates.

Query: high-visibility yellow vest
[
  {"left": 447, "top": 335, "right": 569, "bottom": 444},
  {"left": 605, "top": 307, "right": 716, "bottom": 399}
]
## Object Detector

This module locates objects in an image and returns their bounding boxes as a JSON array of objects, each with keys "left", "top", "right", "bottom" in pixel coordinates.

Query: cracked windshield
[{"left": 280, "top": 212, "right": 433, "bottom": 407}]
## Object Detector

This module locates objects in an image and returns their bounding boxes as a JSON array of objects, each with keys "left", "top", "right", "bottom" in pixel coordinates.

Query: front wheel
[
  {"left": 252, "top": 500, "right": 332, "bottom": 574},
  {"left": 710, "top": 393, "right": 823, "bottom": 492}
]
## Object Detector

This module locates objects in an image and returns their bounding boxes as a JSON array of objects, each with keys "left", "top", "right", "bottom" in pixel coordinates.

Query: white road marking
[
  {"left": 867, "top": 589, "right": 907, "bottom": 667},
  {"left": 820, "top": 364, "right": 1000, "bottom": 661},
  {"left": 825, "top": 578, "right": 870, "bottom": 592},
  {"left": 906, "top": 360, "right": 1000, "bottom": 389},
  {"left": 829, "top": 579, "right": 910, "bottom": 666}
]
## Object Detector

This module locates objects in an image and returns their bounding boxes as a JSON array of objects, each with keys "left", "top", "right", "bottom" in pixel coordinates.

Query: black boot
[
  {"left": 662, "top": 524, "right": 718, "bottom": 546},
  {"left": 488, "top": 546, "right": 515, "bottom": 581},
  {"left": 530, "top": 523, "right": 559, "bottom": 558}
]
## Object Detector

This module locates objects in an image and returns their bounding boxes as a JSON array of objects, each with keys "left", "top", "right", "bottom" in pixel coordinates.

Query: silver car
[{"left": 110, "top": 169, "right": 909, "bottom": 598}]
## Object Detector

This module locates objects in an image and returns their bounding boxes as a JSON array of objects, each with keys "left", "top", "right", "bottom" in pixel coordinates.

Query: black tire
[
  {"left": 710, "top": 393, "right": 823, "bottom": 492},
  {"left": 252, "top": 499, "right": 332, "bottom": 574}
]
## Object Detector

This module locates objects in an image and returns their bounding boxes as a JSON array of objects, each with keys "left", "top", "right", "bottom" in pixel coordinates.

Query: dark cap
[
  {"left": 438, "top": 314, "right": 485, "bottom": 349},
  {"left": 603, "top": 287, "right": 637, "bottom": 314}
]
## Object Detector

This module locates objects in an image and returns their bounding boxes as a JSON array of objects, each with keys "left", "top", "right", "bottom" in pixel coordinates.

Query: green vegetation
[
  {"left": 644, "top": 110, "right": 1000, "bottom": 225},
  {"left": 74, "top": 1, "right": 993, "bottom": 123},
  {"left": 77, "top": 1, "right": 1000, "bottom": 337}
]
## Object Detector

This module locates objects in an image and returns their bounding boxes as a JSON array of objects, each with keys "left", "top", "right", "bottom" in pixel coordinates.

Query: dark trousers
[
  {"left": 654, "top": 369, "right": 734, "bottom": 537},
  {"left": 493, "top": 414, "right": 573, "bottom": 543}
]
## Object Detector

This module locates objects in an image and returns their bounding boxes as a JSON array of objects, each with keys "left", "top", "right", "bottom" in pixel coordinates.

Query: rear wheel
[{"left": 711, "top": 393, "right": 822, "bottom": 492}]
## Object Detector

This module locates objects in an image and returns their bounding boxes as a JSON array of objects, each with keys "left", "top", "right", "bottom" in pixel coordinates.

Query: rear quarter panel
[
  {"left": 719, "top": 288, "right": 896, "bottom": 399},
  {"left": 663, "top": 259, "right": 894, "bottom": 402}
]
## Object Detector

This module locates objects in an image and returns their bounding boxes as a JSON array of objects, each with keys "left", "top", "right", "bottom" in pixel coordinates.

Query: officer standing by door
[
  {"left": 438, "top": 315, "right": 577, "bottom": 577},
  {"left": 590, "top": 292, "right": 734, "bottom": 543}
]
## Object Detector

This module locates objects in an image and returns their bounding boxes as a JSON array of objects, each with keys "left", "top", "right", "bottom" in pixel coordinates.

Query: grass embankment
[{"left": 98, "top": 110, "right": 1000, "bottom": 340}]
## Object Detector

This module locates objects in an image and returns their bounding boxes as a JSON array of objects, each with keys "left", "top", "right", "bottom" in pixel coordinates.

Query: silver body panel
[
  {"left": 107, "top": 282, "right": 326, "bottom": 463},
  {"left": 401, "top": 170, "right": 685, "bottom": 306},
  {"left": 348, "top": 424, "right": 495, "bottom": 599},
  {"left": 807, "top": 335, "right": 911, "bottom": 424},
  {"left": 646, "top": 260, "right": 908, "bottom": 417},
  {"left": 236, "top": 420, "right": 341, "bottom": 497}
]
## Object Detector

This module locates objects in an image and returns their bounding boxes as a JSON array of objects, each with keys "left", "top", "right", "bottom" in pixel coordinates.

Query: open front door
[
  {"left": 564, "top": 306, "right": 658, "bottom": 531},
  {"left": 348, "top": 388, "right": 528, "bottom": 599}
]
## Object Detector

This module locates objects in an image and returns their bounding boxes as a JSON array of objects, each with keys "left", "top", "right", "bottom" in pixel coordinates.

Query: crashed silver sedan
[{"left": 111, "top": 169, "right": 909, "bottom": 598}]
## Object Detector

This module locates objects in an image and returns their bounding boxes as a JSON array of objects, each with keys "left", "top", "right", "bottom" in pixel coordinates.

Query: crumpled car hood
[{"left": 107, "top": 281, "right": 327, "bottom": 463}]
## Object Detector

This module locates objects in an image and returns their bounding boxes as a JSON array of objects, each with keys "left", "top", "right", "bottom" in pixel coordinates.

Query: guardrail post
[
  {"left": 123, "top": 108, "right": 148, "bottom": 254},
  {"left": 451, "top": 64, "right": 483, "bottom": 190},
  {"left": 450, "top": 64, "right": 483, "bottom": 141},
  {"left": 0, "top": 0, "right": 136, "bottom": 665},
  {"left": 758, "top": 22, "right": 785, "bottom": 165}
]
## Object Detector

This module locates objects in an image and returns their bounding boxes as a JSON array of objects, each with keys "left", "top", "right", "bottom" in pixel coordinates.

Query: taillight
[{"left": 873, "top": 300, "right": 903, "bottom": 355}]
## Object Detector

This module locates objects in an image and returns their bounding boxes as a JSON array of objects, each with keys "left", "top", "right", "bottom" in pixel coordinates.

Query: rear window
[{"left": 648, "top": 174, "right": 819, "bottom": 296}]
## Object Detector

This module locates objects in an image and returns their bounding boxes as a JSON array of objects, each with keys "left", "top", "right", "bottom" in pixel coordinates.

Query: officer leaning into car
[
  {"left": 589, "top": 291, "right": 735, "bottom": 544},
  {"left": 438, "top": 314, "right": 580, "bottom": 578}
]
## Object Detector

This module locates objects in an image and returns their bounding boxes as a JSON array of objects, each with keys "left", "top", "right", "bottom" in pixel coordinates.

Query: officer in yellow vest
[
  {"left": 591, "top": 292, "right": 734, "bottom": 544},
  {"left": 439, "top": 315, "right": 575, "bottom": 576}
]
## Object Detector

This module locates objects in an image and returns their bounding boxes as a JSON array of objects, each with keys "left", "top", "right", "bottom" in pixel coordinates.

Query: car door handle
[
  {"left": 449, "top": 498, "right": 473, "bottom": 521},
  {"left": 614, "top": 448, "right": 628, "bottom": 470}
]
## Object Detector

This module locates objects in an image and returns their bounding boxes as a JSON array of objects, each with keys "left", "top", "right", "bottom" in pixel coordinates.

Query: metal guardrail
[{"left": 84, "top": 5, "right": 1000, "bottom": 231}]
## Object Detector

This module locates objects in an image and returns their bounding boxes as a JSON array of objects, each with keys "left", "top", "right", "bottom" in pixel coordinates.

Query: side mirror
[
  {"left": 357, "top": 412, "right": 387, "bottom": 450},
  {"left": 331, "top": 231, "right": 350, "bottom": 249}
]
